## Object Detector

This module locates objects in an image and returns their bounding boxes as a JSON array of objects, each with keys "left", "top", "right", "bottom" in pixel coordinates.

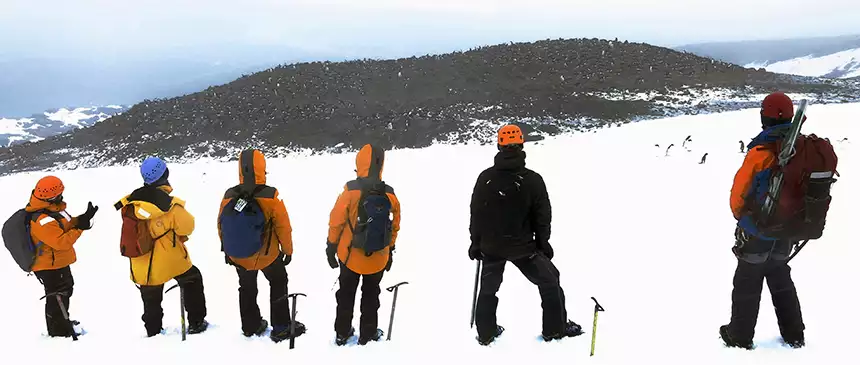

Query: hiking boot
[
  {"left": 783, "top": 336, "right": 805, "bottom": 349},
  {"left": 146, "top": 328, "right": 164, "bottom": 338},
  {"left": 244, "top": 319, "right": 268, "bottom": 337},
  {"left": 270, "top": 321, "right": 306, "bottom": 343},
  {"left": 335, "top": 327, "right": 355, "bottom": 346},
  {"left": 477, "top": 325, "right": 505, "bottom": 346},
  {"left": 187, "top": 320, "right": 209, "bottom": 335},
  {"left": 720, "top": 325, "right": 753, "bottom": 350},
  {"left": 358, "top": 328, "right": 384, "bottom": 345},
  {"left": 542, "top": 320, "right": 584, "bottom": 341}
]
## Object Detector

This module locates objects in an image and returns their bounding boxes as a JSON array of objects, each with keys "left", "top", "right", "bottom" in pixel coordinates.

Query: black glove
[
  {"left": 75, "top": 202, "right": 99, "bottom": 230},
  {"left": 385, "top": 247, "right": 394, "bottom": 271},
  {"left": 326, "top": 242, "right": 339, "bottom": 269},
  {"left": 224, "top": 255, "right": 234, "bottom": 266},
  {"left": 538, "top": 241, "right": 554, "bottom": 260},
  {"left": 468, "top": 242, "right": 483, "bottom": 261},
  {"left": 282, "top": 253, "right": 292, "bottom": 266}
]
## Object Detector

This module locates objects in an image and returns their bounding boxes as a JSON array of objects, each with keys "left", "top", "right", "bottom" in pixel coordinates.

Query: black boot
[
  {"left": 477, "top": 325, "right": 505, "bottom": 346},
  {"left": 335, "top": 327, "right": 355, "bottom": 346},
  {"left": 542, "top": 320, "right": 584, "bottom": 341},
  {"left": 187, "top": 320, "right": 209, "bottom": 335},
  {"left": 720, "top": 325, "right": 754, "bottom": 350},
  {"left": 244, "top": 319, "right": 268, "bottom": 337},
  {"left": 270, "top": 321, "right": 306, "bottom": 343},
  {"left": 358, "top": 328, "right": 384, "bottom": 345}
]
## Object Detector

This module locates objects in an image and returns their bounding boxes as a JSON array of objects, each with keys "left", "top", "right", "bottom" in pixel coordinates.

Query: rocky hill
[{"left": 2, "top": 38, "right": 859, "bottom": 175}]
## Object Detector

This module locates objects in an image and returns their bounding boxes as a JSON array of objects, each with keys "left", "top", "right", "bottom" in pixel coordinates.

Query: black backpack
[
  {"left": 3, "top": 209, "right": 63, "bottom": 272},
  {"left": 349, "top": 180, "right": 393, "bottom": 257},
  {"left": 474, "top": 170, "right": 530, "bottom": 242}
]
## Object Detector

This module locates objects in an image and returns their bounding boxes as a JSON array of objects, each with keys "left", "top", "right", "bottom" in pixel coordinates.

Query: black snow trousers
[
  {"left": 475, "top": 253, "right": 567, "bottom": 340},
  {"left": 236, "top": 256, "right": 291, "bottom": 334},
  {"left": 728, "top": 258, "right": 805, "bottom": 344},
  {"left": 139, "top": 265, "right": 207, "bottom": 336},
  {"left": 34, "top": 266, "right": 75, "bottom": 336},
  {"left": 334, "top": 264, "right": 384, "bottom": 339}
]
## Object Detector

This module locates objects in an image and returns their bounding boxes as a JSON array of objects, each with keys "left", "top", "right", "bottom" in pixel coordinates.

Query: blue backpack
[
  {"left": 219, "top": 187, "right": 271, "bottom": 258},
  {"left": 349, "top": 181, "right": 393, "bottom": 257}
]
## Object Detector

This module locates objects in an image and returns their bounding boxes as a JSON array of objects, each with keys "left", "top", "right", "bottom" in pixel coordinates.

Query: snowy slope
[
  {"left": 0, "top": 103, "right": 858, "bottom": 364},
  {"left": 0, "top": 105, "right": 128, "bottom": 146},
  {"left": 747, "top": 48, "right": 860, "bottom": 79}
]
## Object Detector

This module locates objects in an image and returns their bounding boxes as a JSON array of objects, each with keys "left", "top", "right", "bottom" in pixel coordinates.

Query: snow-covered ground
[
  {"left": 1, "top": 102, "right": 858, "bottom": 364},
  {"left": 0, "top": 105, "right": 128, "bottom": 146},
  {"left": 747, "top": 48, "right": 860, "bottom": 79}
]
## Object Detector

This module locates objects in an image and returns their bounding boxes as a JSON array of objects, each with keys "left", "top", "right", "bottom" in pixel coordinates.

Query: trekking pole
[
  {"left": 786, "top": 239, "right": 810, "bottom": 263},
  {"left": 470, "top": 260, "right": 481, "bottom": 328},
  {"left": 590, "top": 297, "right": 605, "bottom": 357},
  {"left": 385, "top": 281, "right": 409, "bottom": 341},
  {"left": 288, "top": 293, "right": 306, "bottom": 350},
  {"left": 40, "top": 291, "right": 77, "bottom": 341},
  {"left": 166, "top": 284, "right": 186, "bottom": 341}
]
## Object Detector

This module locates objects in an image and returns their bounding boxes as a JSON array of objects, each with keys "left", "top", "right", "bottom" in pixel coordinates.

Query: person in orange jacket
[
  {"left": 26, "top": 175, "right": 98, "bottom": 337},
  {"left": 720, "top": 92, "right": 808, "bottom": 349},
  {"left": 218, "top": 149, "right": 305, "bottom": 342},
  {"left": 326, "top": 144, "right": 401, "bottom": 346}
]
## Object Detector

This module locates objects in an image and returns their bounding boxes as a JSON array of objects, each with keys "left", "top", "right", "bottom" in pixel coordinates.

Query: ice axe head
[
  {"left": 591, "top": 297, "right": 605, "bottom": 312},
  {"left": 288, "top": 293, "right": 307, "bottom": 299},
  {"left": 386, "top": 281, "right": 409, "bottom": 292},
  {"left": 165, "top": 284, "right": 180, "bottom": 294}
]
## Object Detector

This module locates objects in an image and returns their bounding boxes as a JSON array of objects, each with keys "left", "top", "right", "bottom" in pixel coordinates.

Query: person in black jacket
[{"left": 468, "top": 124, "right": 583, "bottom": 346}]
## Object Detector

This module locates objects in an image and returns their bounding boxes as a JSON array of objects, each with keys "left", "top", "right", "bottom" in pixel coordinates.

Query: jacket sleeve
[
  {"left": 30, "top": 216, "right": 82, "bottom": 251},
  {"left": 730, "top": 147, "right": 776, "bottom": 219},
  {"left": 388, "top": 192, "right": 401, "bottom": 248},
  {"left": 469, "top": 171, "right": 484, "bottom": 246},
  {"left": 171, "top": 203, "right": 196, "bottom": 237},
  {"left": 272, "top": 194, "right": 294, "bottom": 256},
  {"left": 530, "top": 173, "right": 552, "bottom": 245},
  {"left": 327, "top": 187, "right": 350, "bottom": 244}
]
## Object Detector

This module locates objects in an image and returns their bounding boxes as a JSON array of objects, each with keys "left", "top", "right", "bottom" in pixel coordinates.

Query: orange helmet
[
  {"left": 33, "top": 175, "right": 64, "bottom": 200},
  {"left": 498, "top": 124, "right": 524, "bottom": 146}
]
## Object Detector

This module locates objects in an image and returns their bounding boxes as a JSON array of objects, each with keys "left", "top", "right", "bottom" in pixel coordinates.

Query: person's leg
[
  {"left": 512, "top": 254, "right": 567, "bottom": 337},
  {"left": 139, "top": 284, "right": 165, "bottom": 337},
  {"left": 765, "top": 260, "right": 805, "bottom": 346},
  {"left": 335, "top": 265, "right": 361, "bottom": 338},
  {"left": 358, "top": 269, "right": 384, "bottom": 342},
  {"left": 236, "top": 266, "right": 263, "bottom": 335},
  {"left": 725, "top": 259, "right": 767, "bottom": 347},
  {"left": 475, "top": 258, "right": 506, "bottom": 342}
]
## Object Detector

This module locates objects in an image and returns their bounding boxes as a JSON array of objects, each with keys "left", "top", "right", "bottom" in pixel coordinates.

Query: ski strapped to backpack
[
  {"left": 3, "top": 209, "right": 65, "bottom": 273},
  {"left": 738, "top": 99, "right": 839, "bottom": 248},
  {"left": 345, "top": 178, "right": 394, "bottom": 258},
  {"left": 219, "top": 184, "right": 275, "bottom": 259}
]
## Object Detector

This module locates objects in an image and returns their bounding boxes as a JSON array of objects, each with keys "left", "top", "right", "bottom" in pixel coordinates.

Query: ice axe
[
  {"left": 39, "top": 291, "right": 77, "bottom": 341},
  {"left": 288, "top": 293, "right": 306, "bottom": 349},
  {"left": 470, "top": 260, "right": 481, "bottom": 328},
  {"left": 385, "top": 281, "right": 409, "bottom": 341},
  {"left": 590, "top": 297, "right": 605, "bottom": 356},
  {"left": 166, "top": 283, "right": 186, "bottom": 341}
]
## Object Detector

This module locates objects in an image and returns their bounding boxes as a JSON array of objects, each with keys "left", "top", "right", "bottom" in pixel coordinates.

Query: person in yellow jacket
[
  {"left": 115, "top": 157, "right": 208, "bottom": 337},
  {"left": 26, "top": 175, "right": 98, "bottom": 337},
  {"left": 327, "top": 144, "right": 401, "bottom": 346},
  {"left": 218, "top": 149, "right": 305, "bottom": 342}
]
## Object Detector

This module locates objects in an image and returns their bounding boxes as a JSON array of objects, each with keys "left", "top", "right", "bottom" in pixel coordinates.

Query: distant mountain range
[
  {"left": 0, "top": 105, "right": 129, "bottom": 146},
  {"left": 746, "top": 48, "right": 860, "bottom": 79},
  {"left": 675, "top": 34, "right": 860, "bottom": 67},
  {"left": 2, "top": 38, "right": 859, "bottom": 175}
]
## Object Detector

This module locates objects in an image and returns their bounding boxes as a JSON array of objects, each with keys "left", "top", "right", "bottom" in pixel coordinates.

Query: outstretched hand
[{"left": 76, "top": 202, "right": 99, "bottom": 230}]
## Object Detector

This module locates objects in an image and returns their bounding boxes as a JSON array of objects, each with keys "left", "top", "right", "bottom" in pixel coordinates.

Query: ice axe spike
[
  {"left": 166, "top": 284, "right": 186, "bottom": 341},
  {"left": 385, "top": 281, "right": 409, "bottom": 341}
]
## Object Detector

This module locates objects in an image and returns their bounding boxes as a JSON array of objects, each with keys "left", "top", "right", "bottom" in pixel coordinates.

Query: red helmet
[{"left": 761, "top": 92, "right": 794, "bottom": 120}]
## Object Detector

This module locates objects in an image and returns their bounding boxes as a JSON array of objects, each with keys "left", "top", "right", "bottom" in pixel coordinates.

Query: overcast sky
[{"left": 2, "top": 0, "right": 859, "bottom": 60}]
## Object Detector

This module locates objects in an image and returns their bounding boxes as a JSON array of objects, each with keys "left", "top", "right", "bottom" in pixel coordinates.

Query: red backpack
[
  {"left": 765, "top": 134, "right": 838, "bottom": 240},
  {"left": 119, "top": 205, "right": 157, "bottom": 258}
]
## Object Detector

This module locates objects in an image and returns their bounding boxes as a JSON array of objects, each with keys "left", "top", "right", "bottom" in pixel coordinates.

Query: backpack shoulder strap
[{"left": 29, "top": 210, "right": 65, "bottom": 230}]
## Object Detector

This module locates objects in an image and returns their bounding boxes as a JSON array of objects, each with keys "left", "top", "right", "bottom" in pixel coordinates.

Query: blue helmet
[{"left": 140, "top": 156, "right": 167, "bottom": 185}]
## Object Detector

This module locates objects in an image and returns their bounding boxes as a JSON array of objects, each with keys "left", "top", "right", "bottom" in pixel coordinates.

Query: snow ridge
[
  {"left": 747, "top": 48, "right": 860, "bottom": 79},
  {"left": 0, "top": 105, "right": 129, "bottom": 146}
]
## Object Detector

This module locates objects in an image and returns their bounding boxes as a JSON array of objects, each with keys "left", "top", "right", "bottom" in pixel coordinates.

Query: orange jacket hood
[
  {"left": 26, "top": 193, "right": 67, "bottom": 213},
  {"left": 239, "top": 149, "right": 267, "bottom": 185},
  {"left": 356, "top": 144, "right": 384, "bottom": 179}
]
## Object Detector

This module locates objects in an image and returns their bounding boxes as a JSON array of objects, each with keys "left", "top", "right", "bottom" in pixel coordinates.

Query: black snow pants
[
  {"left": 334, "top": 264, "right": 384, "bottom": 339},
  {"left": 139, "top": 265, "right": 207, "bottom": 336},
  {"left": 34, "top": 266, "right": 75, "bottom": 336},
  {"left": 236, "top": 256, "right": 291, "bottom": 334},
  {"left": 475, "top": 252, "right": 567, "bottom": 340},
  {"left": 728, "top": 257, "right": 805, "bottom": 344}
]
